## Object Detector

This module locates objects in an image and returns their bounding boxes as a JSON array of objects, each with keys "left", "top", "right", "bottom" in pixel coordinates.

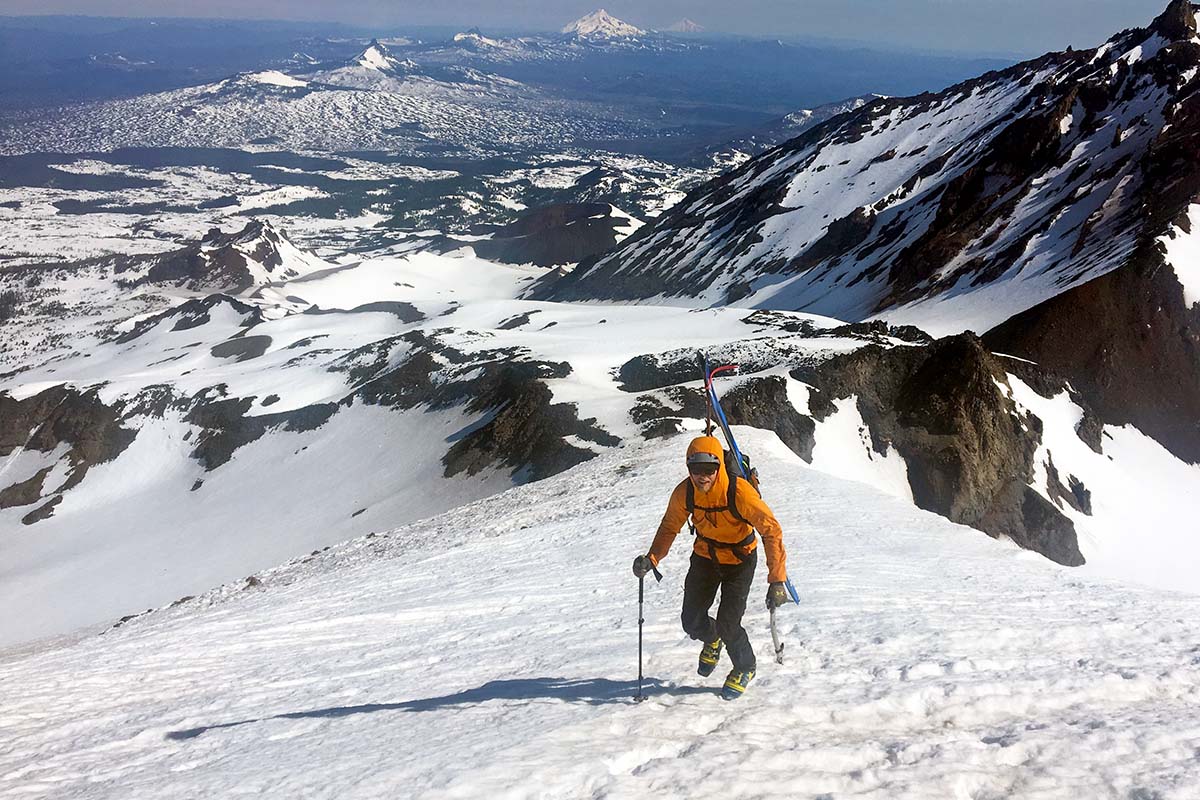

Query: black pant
[{"left": 681, "top": 550, "right": 757, "bottom": 672}]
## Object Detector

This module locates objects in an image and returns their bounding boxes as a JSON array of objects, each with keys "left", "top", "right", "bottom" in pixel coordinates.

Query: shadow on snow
[{"left": 166, "top": 676, "right": 708, "bottom": 740}]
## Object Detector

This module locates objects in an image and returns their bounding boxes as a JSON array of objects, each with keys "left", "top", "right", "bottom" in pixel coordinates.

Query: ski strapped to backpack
[{"left": 695, "top": 352, "right": 801, "bottom": 613}]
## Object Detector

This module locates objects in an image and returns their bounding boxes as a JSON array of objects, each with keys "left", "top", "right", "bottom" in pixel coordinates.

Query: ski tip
[{"left": 785, "top": 578, "right": 800, "bottom": 604}]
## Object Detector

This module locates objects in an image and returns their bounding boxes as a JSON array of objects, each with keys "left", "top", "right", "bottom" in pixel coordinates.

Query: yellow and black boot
[
  {"left": 721, "top": 668, "right": 755, "bottom": 700},
  {"left": 697, "top": 638, "right": 723, "bottom": 677}
]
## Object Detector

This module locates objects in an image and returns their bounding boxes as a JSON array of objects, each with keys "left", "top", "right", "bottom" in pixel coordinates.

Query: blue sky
[{"left": 0, "top": 1, "right": 1176, "bottom": 55}]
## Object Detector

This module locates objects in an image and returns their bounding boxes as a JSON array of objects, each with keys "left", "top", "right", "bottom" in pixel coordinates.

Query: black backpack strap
[
  {"left": 686, "top": 476, "right": 754, "bottom": 561},
  {"left": 726, "top": 475, "right": 745, "bottom": 523},
  {"left": 694, "top": 530, "right": 757, "bottom": 563}
]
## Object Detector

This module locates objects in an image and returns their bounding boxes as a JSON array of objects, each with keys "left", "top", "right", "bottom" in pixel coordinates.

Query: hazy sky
[{"left": 0, "top": 1, "right": 1176, "bottom": 55}]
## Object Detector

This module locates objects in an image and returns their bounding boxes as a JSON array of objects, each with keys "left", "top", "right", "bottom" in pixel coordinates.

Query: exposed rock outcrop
[
  {"left": 796, "top": 334, "right": 1085, "bottom": 566},
  {"left": 0, "top": 386, "right": 138, "bottom": 521},
  {"left": 985, "top": 243, "right": 1200, "bottom": 464},
  {"left": 124, "top": 220, "right": 325, "bottom": 293},
  {"left": 432, "top": 202, "right": 631, "bottom": 267},
  {"left": 443, "top": 363, "right": 619, "bottom": 482}
]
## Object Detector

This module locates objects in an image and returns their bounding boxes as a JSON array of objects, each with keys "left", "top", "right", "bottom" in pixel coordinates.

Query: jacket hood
[{"left": 686, "top": 435, "right": 729, "bottom": 500}]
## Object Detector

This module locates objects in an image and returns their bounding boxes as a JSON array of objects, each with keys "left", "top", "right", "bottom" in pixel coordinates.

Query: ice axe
[{"left": 768, "top": 578, "right": 800, "bottom": 665}]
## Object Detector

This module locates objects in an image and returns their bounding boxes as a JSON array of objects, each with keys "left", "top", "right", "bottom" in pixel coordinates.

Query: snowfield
[{"left": 2, "top": 429, "right": 1198, "bottom": 799}]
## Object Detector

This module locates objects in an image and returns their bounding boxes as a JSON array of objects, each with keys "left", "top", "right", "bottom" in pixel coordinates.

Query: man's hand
[
  {"left": 632, "top": 555, "right": 654, "bottom": 578},
  {"left": 766, "top": 582, "right": 791, "bottom": 609}
]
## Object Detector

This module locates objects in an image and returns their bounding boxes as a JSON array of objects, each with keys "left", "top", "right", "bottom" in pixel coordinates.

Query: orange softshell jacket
[{"left": 647, "top": 436, "right": 788, "bottom": 583}]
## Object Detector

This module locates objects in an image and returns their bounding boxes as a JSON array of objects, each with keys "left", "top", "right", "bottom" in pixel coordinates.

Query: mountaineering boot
[
  {"left": 721, "top": 668, "right": 755, "bottom": 700},
  {"left": 698, "top": 638, "right": 723, "bottom": 677}
]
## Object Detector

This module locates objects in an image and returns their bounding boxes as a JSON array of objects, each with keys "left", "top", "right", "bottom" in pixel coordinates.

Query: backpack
[{"left": 684, "top": 449, "right": 761, "bottom": 563}]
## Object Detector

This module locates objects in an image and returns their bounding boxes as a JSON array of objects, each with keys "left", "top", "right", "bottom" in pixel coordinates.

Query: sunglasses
[{"left": 687, "top": 463, "right": 720, "bottom": 476}]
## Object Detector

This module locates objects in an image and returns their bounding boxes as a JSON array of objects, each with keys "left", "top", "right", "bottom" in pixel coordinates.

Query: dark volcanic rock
[
  {"left": 720, "top": 377, "right": 816, "bottom": 462},
  {"left": 443, "top": 363, "right": 619, "bottom": 482},
  {"left": 789, "top": 207, "right": 876, "bottom": 272},
  {"left": 1151, "top": 0, "right": 1197, "bottom": 40},
  {"left": 795, "top": 334, "right": 1085, "bottom": 566},
  {"left": 185, "top": 392, "right": 337, "bottom": 471},
  {"left": 210, "top": 335, "right": 272, "bottom": 362},
  {"left": 137, "top": 220, "right": 302, "bottom": 293},
  {"left": 303, "top": 302, "right": 424, "bottom": 323},
  {"left": 22, "top": 496, "right": 62, "bottom": 525},
  {"left": 0, "top": 467, "right": 52, "bottom": 509},
  {"left": 630, "top": 386, "right": 708, "bottom": 439},
  {"left": 0, "top": 385, "right": 138, "bottom": 520},
  {"left": 617, "top": 353, "right": 701, "bottom": 393},
  {"left": 985, "top": 245, "right": 1200, "bottom": 464},
  {"left": 114, "top": 295, "right": 262, "bottom": 344},
  {"left": 435, "top": 203, "right": 629, "bottom": 267},
  {"left": 994, "top": 356, "right": 1105, "bottom": 454}
]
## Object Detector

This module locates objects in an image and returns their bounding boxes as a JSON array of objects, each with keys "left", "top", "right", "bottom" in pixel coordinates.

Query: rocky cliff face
[
  {"left": 0, "top": 386, "right": 137, "bottom": 523},
  {"left": 798, "top": 336, "right": 1085, "bottom": 565},
  {"left": 985, "top": 240, "right": 1200, "bottom": 463}
]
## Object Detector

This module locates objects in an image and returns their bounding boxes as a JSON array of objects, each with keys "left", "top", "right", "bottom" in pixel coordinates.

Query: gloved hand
[
  {"left": 632, "top": 555, "right": 654, "bottom": 578},
  {"left": 766, "top": 582, "right": 791, "bottom": 610}
]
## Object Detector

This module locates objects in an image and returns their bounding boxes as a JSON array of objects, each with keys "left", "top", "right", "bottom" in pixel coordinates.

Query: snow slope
[{"left": 2, "top": 429, "right": 1198, "bottom": 799}]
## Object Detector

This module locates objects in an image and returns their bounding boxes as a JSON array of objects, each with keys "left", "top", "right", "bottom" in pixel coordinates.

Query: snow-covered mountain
[
  {"left": 547, "top": 1, "right": 1200, "bottom": 323},
  {"left": 452, "top": 28, "right": 505, "bottom": 50},
  {"left": 213, "top": 70, "right": 314, "bottom": 98},
  {"left": 352, "top": 39, "right": 411, "bottom": 73},
  {"left": 135, "top": 220, "right": 335, "bottom": 294},
  {"left": 543, "top": 0, "right": 1200, "bottom": 464},
  {"left": 561, "top": 9, "right": 645, "bottom": 39}
]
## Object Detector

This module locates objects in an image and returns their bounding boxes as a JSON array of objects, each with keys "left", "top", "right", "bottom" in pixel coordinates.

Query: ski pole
[
  {"left": 635, "top": 574, "right": 647, "bottom": 702},
  {"left": 634, "top": 564, "right": 663, "bottom": 702}
]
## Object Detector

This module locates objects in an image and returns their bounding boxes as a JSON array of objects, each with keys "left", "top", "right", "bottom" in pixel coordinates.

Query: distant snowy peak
[
  {"left": 88, "top": 52, "right": 154, "bottom": 69},
  {"left": 540, "top": 0, "right": 1200, "bottom": 465},
  {"left": 242, "top": 71, "right": 309, "bottom": 89},
  {"left": 666, "top": 19, "right": 704, "bottom": 33},
  {"left": 453, "top": 28, "right": 503, "bottom": 49},
  {"left": 352, "top": 39, "right": 410, "bottom": 73},
  {"left": 561, "top": 9, "right": 644, "bottom": 38},
  {"left": 211, "top": 70, "right": 314, "bottom": 98}
]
